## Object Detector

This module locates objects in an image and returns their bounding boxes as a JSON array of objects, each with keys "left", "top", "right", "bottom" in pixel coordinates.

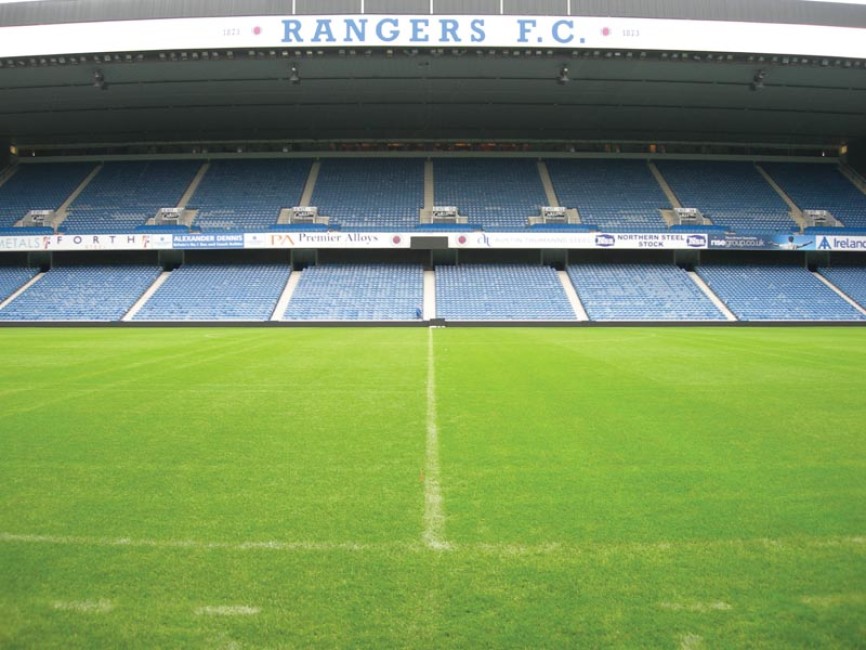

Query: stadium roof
[
  {"left": 0, "top": 0, "right": 864, "bottom": 149},
  {"left": 1, "top": 0, "right": 866, "bottom": 29}
]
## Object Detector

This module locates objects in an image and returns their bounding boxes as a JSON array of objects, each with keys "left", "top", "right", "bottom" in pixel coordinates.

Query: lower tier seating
[
  {"left": 567, "top": 263, "right": 725, "bottom": 321},
  {"left": 0, "top": 266, "right": 39, "bottom": 302},
  {"left": 0, "top": 262, "right": 862, "bottom": 322},
  {"left": 696, "top": 264, "right": 865, "bottom": 321},
  {"left": 817, "top": 266, "right": 866, "bottom": 309},
  {"left": 436, "top": 264, "right": 575, "bottom": 320},
  {"left": 135, "top": 264, "right": 290, "bottom": 321},
  {"left": 0, "top": 265, "right": 160, "bottom": 320},
  {"left": 283, "top": 264, "right": 423, "bottom": 320}
]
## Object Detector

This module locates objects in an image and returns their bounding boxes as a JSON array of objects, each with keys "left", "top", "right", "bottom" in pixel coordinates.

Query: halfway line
[
  {"left": 1, "top": 532, "right": 862, "bottom": 555},
  {"left": 423, "top": 327, "right": 450, "bottom": 550}
]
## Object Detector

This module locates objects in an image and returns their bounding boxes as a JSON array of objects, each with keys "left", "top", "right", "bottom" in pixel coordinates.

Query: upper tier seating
[
  {"left": 62, "top": 161, "right": 201, "bottom": 233},
  {"left": 655, "top": 160, "right": 794, "bottom": 233},
  {"left": 311, "top": 159, "right": 423, "bottom": 230},
  {"left": 189, "top": 159, "right": 311, "bottom": 231},
  {"left": 0, "top": 163, "right": 95, "bottom": 229},
  {"left": 761, "top": 162, "right": 866, "bottom": 230},
  {"left": 817, "top": 266, "right": 866, "bottom": 309},
  {"left": 546, "top": 159, "right": 670, "bottom": 231},
  {"left": 0, "top": 266, "right": 38, "bottom": 302},
  {"left": 567, "top": 263, "right": 725, "bottom": 321},
  {"left": 283, "top": 264, "right": 423, "bottom": 320},
  {"left": 433, "top": 159, "right": 548, "bottom": 230},
  {"left": 435, "top": 264, "right": 575, "bottom": 320},
  {"left": 696, "top": 264, "right": 865, "bottom": 321},
  {"left": 0, "top": 265, "right": 160, "bottom": 320},
  {"left": 134, "top": 264, "right": 290, "bottom": 321}
]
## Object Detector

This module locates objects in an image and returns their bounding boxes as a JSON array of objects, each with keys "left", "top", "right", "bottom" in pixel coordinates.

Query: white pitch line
[
  {"left": 196, "top": 605, "right": 261, "bottom": 616},
  {"left": 800, "top": 593, "right": 866, "bottom": 608},
  {"left": 660, "top": 601, "right": 732, "bottom": 613},
  {"left": 679, "top": 633, "right": 705, "bottom": 650},
  {"left": 422, "top": 328, "right": 450, "bottom": 551},
  {"left": 52, "top": 599, "right": 114, "bottom": 613},
  {"left": 2, "top": 532, "right": 864, "bottom": 555},
  {"left": 0, "top": 532, "right": 380, "bottom": 552}
]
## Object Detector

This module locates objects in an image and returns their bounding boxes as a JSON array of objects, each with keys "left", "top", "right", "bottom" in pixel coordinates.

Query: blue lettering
[
  {"left": 376, "top": 18, "right": 399, "bottom": 42},
  {"left": 552, "top": 19, "right": 574, "bottom": 44},
  {"left": 410, "top": 18, "right": 429, "bottom": 43},
  {"left": 312, "top": 19, "right": 336, "bottom": 43},
  {"left": 470, "top": 18, "right": 485, "bottom": 43},
  {"left": 281, "top": 19, "right": 303, "bottom": 43},
  {"left": 517, "top": 19, "right": 536, "bottom": 44},
  {"left": 344, "top": 18, "right": 367, "bottom": 42},
  {"left": 440, "top": 19, "right": 461, "bottom": 43}
]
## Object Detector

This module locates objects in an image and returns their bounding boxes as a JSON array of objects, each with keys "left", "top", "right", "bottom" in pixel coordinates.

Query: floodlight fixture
[
  {"left": 92, "top": 69, "right": 108, "bottom": 90},
  {"left": 557, "top": 65, "right": 570, "bottom": 85},
  {"left": 750, "top": 69, "right": 766, "bottom": 92}
]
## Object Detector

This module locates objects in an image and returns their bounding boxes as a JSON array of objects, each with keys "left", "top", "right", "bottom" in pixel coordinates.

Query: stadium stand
[
  {"left": 283, "top": 264, "right": 423, "bottom": 320},
  {"left": 0, "top": 265, "right": 160, "bottom": 320},
  {"left": 817, "top": 266, "right": 866, "bottom": 309},
  {"left": 435, "top": 264, "right": 575, "bottom": 320},
  {"left": 134, "top": 264, "right": 290, "bottom": 321},
  {"left": 545, "top": 159, "right": 670, "bottom": 231},
  {"left": 654, "top": 160, "right": 795, "bottom": 233},
  {"left": 696, "top": 263, "right": 865, "bottom": 321},
  {"left": 0, "top": 266, "right": 38, "bottom": 302},
  {"left": 567, "top": 263, "right": 725, "bottom": 321},
  {"left": 0, "top": 163, "right": 96, "bottom": 229},
  {"left": 761, "top": 162, "right": 866, "bottom": 230},
  {"left": 310, "top": 159, "right": 423, "bottom": 230},
  {"left": 433, "top": 159, "right": 548, "bottom": 230},
  {"left": 62, "top": 161, "right": 201, "bottom": 233},
  {"left": 189, "top": 159, "right": 311, "bottom": 231}
]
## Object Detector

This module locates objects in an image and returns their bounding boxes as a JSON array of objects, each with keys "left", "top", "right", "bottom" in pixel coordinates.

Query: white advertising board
[
  {"left": 814, "top": 234, "right": 866, "bottom": 250},
  {"left": 448, "top": 232, "right": 710, "bottom": 249},
  {"left": 0, "top": 233, "right": 173, "bottom": 251},
  {"left": 243, "top": 232, "right": 412, "bottom": 249},
  {"left": 0, "top": 15, "right": 863, "bottom": 59}
]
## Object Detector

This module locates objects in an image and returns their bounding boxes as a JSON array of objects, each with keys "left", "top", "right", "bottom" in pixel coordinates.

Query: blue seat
[
  {"left": 567, "top": 263, "right": 725, "bottom": 321},
  {"left": 0, "top": 266, "right": 39, "bottom": 302},
  {"left": 283, "top": 264, "right": 423, "bottom": 321},
  {"left": 432, "top": 159, "right": 547, "bottom": 230},
  {"left": 311, "top": 159, "right": 424, "bottom": 231},
  {"left": 188, "top": 159, "right": 310, "bottom": 231},
  {"left": 817, "top": 266, "right": 866, "bottom": 310},
  {"left": 0, "top": 162, "right": 95, "bottom": 229},
  {"left": 134, "top": 264, "right": 291, "bottom": 321},
  {"left": 762, "top": 162, "right": 866, "bottom": 230},
  {"left": 63, "top": 161, "right": 201, "bottom": 233},
  {"left": 0, "top": 265, "right": 161, "bottom": 321},
  {"left": 436, "top": 264, "right": 575, "bottom": 321},
  {"left": 697, "top": 264, "right": 865, "bottom": 321},
  {"left": 655, "top": 160, "right": 795, "bottom": 233},
  {"left": 546, "top": 159, "right": 670, "bottom": 231}
]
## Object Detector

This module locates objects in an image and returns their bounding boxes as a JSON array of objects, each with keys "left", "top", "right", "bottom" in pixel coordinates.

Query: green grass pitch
[{"left": 0, "top": 326, "right": 864, "bottom": 648}]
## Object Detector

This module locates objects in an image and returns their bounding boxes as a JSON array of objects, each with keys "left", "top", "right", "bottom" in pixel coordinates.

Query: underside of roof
[{"left": 1, "top": 49, "right": 864, "bottom": 149}]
